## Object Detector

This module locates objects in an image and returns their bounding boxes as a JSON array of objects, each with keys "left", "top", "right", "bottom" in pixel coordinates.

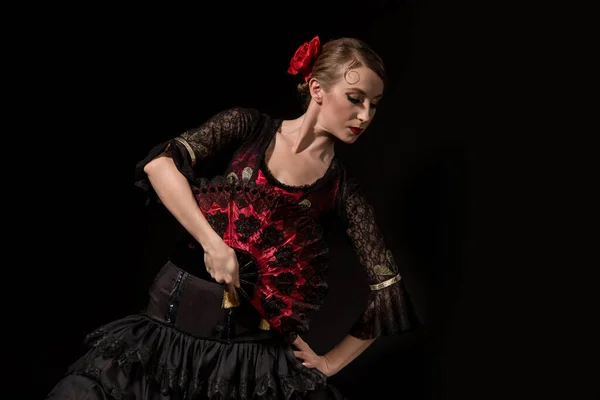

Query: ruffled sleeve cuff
[{"left": 348, "top": 277, "right": 418, "bottom": 339}]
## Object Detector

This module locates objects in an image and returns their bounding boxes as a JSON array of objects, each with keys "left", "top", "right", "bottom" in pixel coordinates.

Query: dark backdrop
[{"left": 10, "top": 1, "right": 592, "bottom": 399}]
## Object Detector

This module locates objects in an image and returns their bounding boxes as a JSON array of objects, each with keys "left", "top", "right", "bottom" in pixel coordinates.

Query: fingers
[
  {"left": 292, "top": 335, "right": 307, "bottom": 348},
  {"left": 292, "top": 336, "right": 317, "bottom": 367},
  {"left": 219, "top": 271, "right": 240, "bottom": 289},
  {"left": 205, "top": 247, "right": 240, "bottom": 285},
  {"left": 232, "top": 257, "right": 240, "bottom": 288},
  {"left": 207, "top": 268, "right": 230, "bottom": 284},
  {"left": 210, "top": 274, "right": 237, "bottom": 289},
  {"left": 293, "top": 350, "right": 315, "bottom": 369},
  {"left": 225, "top": 281, "right": 236, "bottom": 294},
  {"left": 293, "top": 350, "right": 307, "bottom": 364}
]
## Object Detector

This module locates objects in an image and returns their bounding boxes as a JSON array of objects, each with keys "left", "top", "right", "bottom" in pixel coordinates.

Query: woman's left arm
[
  {"left": 294, "top": 177, "right": 418, "bottom": 376},
  {"left": 340, "top": 179, "right": 414, "bottom": 340},
  {"left": 293, "top": 334, "right": 376, "bottom": 376}
]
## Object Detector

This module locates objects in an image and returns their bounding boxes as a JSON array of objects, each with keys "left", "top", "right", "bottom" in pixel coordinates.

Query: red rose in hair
[{"left": 287, "top": 36, "right": 321, "bottom": 82}]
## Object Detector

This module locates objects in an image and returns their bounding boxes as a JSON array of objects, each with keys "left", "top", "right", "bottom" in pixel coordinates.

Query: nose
[{"left": 357, "top": 107, "right": 373, "bottom": 124}]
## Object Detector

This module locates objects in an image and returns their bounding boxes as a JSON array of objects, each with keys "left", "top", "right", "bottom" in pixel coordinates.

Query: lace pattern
[
  {"left": 341, "top": 178, "right": 414, "bottom": 339},
  {"left": 134, "top": 107, "right": 261, "bottom": 194},
  {"left": 178, "top": 107, "right": 260, "bottom": 164},
  {"left": 65, "top": 316, "right": 328, "bottom": 399}
]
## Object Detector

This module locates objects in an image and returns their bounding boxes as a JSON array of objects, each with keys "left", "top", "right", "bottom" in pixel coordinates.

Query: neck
[{"left": 288, "top": 103, "right": 335, "bottom": 162}]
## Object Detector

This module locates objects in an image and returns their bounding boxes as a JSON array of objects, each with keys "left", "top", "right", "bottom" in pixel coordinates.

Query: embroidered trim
[
  {"left": 174, "top": 137, "right": 197, "bottom": 167},
  {"left": 369, "top": 274, "right": 401, "bottom": 291}
]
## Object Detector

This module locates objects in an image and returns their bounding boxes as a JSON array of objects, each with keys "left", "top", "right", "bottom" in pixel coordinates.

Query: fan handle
[{"left": 221, "top": 287, "right": 240, "bottom": 308}]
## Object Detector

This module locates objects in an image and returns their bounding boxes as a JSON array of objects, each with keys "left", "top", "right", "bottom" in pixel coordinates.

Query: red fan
[{"left": 190, "top": 172, "right": 330, "bottom": 337}]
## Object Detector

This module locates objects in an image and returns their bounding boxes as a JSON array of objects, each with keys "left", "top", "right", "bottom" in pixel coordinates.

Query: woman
[{"left": 47, "top": 35, "right": 419, "bottom": 399}]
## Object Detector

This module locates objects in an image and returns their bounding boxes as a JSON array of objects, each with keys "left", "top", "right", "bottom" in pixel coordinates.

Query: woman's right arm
[
  {"left": 143, "top": 154, "right": 219, "bottom": 250},
  {"left": 144, "top": 154, "right": 240, "bottom": 288},
  {"left": 136, "top": 108, "right": 260, "bottom": 287}
]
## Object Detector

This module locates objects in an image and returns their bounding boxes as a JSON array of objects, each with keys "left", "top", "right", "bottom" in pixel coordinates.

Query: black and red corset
[{"left": 190, "top": 174, "right": 330, "bottom": 338}]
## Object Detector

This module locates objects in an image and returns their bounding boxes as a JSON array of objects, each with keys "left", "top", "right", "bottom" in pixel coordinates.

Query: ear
[{"left": 308, "top": 78, "right": 323, "bottom": 104}]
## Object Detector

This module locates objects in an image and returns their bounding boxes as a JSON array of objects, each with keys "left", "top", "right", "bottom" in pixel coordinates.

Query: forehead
[{"left": 336, "top": 66, "right": 384, "bottom": 98}]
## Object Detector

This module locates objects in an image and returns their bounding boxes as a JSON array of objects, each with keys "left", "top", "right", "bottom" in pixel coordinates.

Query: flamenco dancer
[{"left": 47, "top": 35, "right": 419, "bottom": 399}]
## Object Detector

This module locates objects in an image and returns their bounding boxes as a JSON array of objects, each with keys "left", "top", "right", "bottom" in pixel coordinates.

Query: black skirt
[{"left": 46, "top": 262, "right": 346, "bottom": 399}]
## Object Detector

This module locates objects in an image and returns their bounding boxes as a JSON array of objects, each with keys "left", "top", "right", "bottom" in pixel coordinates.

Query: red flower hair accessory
[{"left": 287, "top": 35, "right": 321, "bottom": 82}]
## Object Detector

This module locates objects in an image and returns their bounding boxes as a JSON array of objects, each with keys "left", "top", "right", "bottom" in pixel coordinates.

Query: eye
[
  {"left": 346, "top": 94, "right": 362, "bottom": 104},
  {"left": 371, "top": 103, "right": 378, "bottom": 109}
]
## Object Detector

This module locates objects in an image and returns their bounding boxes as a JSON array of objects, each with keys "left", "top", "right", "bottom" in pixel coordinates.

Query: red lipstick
[{"left": 349, "top": 127, "right": 363, "bottom": 135}]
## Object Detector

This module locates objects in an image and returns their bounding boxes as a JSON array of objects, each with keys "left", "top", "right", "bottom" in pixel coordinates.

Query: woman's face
[{"left": 314, "top": 66, "right": 384, "bottom": 144}]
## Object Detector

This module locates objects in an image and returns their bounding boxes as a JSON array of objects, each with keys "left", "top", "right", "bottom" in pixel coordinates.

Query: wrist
[
  {"left": 321, "top": 354, "right": 339, "bottom": 377},
  {"left": 198, "top": 232, "right": 224, "bottom": 252}
]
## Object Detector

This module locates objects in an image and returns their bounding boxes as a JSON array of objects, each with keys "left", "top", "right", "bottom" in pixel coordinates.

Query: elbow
[{"left": 143, "top": 154, "right": 172, "bottom": 176}]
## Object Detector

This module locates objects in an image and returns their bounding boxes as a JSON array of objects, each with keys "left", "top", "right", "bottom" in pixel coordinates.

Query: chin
[
  {"left": 341, "top": 133, "right": 360, "bottom": 144},
  {"left": 333, "top": 130, "right": 361, "bottom": 144}
]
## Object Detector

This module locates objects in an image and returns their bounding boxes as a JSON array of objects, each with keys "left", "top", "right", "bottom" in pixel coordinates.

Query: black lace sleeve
[
  {"left": 341, "top": 177, "right": 416, "bottom": 339},
  {"left": 134, "top": 107, "right": 260, "bottom": 193}
]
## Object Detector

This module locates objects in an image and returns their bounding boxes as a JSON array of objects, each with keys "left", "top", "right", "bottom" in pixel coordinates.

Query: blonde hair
[{"left": 296, "top": 37, "right": 386, "bottom": 109}]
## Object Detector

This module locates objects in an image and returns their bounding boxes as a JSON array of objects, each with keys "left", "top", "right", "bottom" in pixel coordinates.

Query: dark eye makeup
[{"left": 346, "top": 94, "right": 378, "bottom": 108}]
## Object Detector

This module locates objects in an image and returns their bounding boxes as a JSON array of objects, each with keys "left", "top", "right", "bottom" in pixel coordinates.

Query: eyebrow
[{"left": 346, "top": 88, "right": 383, "bottom": 100}]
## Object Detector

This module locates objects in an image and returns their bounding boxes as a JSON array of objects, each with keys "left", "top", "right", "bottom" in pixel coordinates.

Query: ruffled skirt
[{"left": 46, "top": 262, "right": 344, "bottom": 399}]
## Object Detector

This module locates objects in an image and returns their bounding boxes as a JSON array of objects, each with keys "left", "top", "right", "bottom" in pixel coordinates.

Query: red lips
[{"left": 349, "top": 127, "right": 363, "bottom": 135}]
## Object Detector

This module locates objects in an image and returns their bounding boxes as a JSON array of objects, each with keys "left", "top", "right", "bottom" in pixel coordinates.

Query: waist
[{"left": 145, "top": 261, "right": 275, "bottom": 342}]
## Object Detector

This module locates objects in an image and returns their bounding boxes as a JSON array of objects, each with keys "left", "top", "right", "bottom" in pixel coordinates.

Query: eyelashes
[
  {"left": 346, "top": 94, "right": 378, "bottom": 108},
  {"left": 346, "top": 94, "right": 361, "bottom": 104}
]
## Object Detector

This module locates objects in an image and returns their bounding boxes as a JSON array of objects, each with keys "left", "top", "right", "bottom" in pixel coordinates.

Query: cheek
[
  {"left": 329, "top": 96, "right": 352, "bottom": 117},
  {"left": 323, "top": 93, "right": 353, "bottom": 128}
]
